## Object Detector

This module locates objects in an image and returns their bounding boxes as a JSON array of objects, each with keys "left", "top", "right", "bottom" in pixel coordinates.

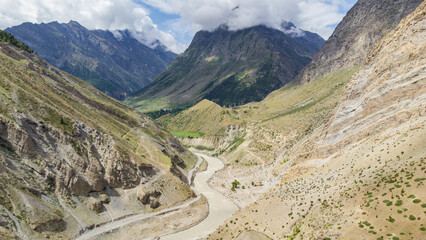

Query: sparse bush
[
  {"left": 231, "top": 179, "right": 240, "bottom": 191},
  {"left": 395, "top": 200, "right": 403, "bottom": 206}
]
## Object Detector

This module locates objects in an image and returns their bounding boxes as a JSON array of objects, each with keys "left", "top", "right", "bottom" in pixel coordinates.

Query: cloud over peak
[
  {"left": 0, "top": 0, "right": 185, "bottom": 52},
  {"left": 142, "top": 0, "right": 351, "bottom": 39},
  {"left": 0, "top": 0, "right": 356, "bottom": 53}
]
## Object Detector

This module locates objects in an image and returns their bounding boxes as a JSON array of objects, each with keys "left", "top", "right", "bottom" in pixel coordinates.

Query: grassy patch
[
  {"left": 193, "top": 145, "right": 215, "bottom": 151},
  {"left": 229, "top": 136, "right": 246, "bottom": 152},
  {"left": 171, "top": 130, "right": 205, "bottom": 138}
]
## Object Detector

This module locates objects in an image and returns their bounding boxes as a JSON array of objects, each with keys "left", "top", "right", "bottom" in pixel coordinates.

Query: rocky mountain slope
[
  {"left": 127, "top": 24, "right": 324, "bottom": 112},
  {"left": 0, "top": 32, "right": 198, "bottom": 239},
  {"left": 207, "top": 2, "right": 425, "bottom": 239},
  {"left": 160, "top": 0, "right": 423, "bottom": 175},
  {"left": 5, "top": 21, "right": 176, "bottom": 100},
  {"left": 157, "top": 0, "right": 424, "bottom": 228},
  {"left": 295, "top": 0, "right": 423, "bottom": 84}
]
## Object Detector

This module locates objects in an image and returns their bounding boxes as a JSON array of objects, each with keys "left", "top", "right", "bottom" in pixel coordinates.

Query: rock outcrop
[
  {"left": 295, "top": 0, "right": 423, "bottom": 84},
  {"left": 87, "top": 197, "right": 104, "bottom": 213},
  {"left": 138, "top": 188, "right": 162, "bottom": 208},
  {"left": 301, "top": 0, "right": 426, "bottom": 160}
]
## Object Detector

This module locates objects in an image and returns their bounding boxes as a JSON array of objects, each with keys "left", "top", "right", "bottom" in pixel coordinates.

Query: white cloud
[
  {"left": 0, "top": 0, "right": 355, "bottom": 53},
  {"left": 142, "top": 0, "right": 350, "bottom": 39},
  {"left": 0, "top": 0, "right": 186, "bottom": 52}
]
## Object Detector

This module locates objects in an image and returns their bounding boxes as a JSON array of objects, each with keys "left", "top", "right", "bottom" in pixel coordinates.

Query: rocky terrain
[
  {"left": 157, "top": 0, "right": 425, "bottom": 238},
  {"left": 294, "top": 0, "right": 423, "bottom": 84},
  {"left": 0, "top": 33, "right": 198, "bottom": 239},
  {"left": 6, "top": 21, "right": 176, "bottom": 100},
  {"left": 126, "top": 24, "right": 324, "bottom": 112},
  {"left": 1, "top": 0, "right": 425, "bottom": 239},
  {"left": 207, "top": 1, "right": 425, "bottom": 239}
]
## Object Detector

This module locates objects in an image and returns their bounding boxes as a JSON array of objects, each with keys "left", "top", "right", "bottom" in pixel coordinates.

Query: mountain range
[
  {"left": 5, "top": 21, "right": 176, "bottom": 100},
  {"left": 127, "top": 23, "right": 324, "bottom": 112},
  {"left": 0, "top": 0, "right": 425, "bottom": 239}
]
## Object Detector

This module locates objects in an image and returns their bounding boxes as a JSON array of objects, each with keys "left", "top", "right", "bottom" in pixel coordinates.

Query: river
[{"left": 160, "top": 153, "right": 239, "bottom": 240}]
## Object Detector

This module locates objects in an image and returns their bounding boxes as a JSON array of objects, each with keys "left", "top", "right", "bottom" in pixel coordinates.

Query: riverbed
[{"left": 160, "top": 153, "right": 239, "bottom": 240}]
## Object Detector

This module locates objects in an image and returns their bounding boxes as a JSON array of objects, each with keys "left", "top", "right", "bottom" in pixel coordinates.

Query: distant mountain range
[
  {"left": 127, "top": 23, "right": 324, "bottom": 112},
  {"left": 6, "top": 21, "right": 176, "bottom": 100}
]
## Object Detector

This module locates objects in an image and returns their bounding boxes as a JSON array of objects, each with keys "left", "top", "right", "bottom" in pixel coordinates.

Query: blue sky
[
  {"left": 136, "top": 0, "right": 359, "bottom": 49},
  {"left": 135, "top": 1, "right": 192, "bottom": 45},
  {"left": 0, "top": 0, "right": 358, "bottom": 53}
]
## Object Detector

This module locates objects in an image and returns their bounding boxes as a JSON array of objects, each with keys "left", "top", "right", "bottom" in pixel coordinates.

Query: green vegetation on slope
[
  {"left": 171, "top": 131, "right": 205, "bottom": 138},
  {"left": 161, "top": 67, "right": 359, "bottom": 158},
  {"left": 6, "top": 21, "right": 176, "bottom": 100},
  {"left": 158, "top": 99, "right": 244, "bottom": 137},
  {"left": 0, "top": 30, "right": 33, "bottom": 53},
  {"left": 128, "top": 25, "right": 324, "bottom": 111},
  {"left": 0, "top": 42, "right": 197, "bottom": 170}
]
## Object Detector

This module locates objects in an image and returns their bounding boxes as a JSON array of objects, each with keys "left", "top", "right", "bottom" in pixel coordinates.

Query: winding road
[
  {"left": 160, "top": 153, "right": 239, "bottom": 240},
  {"left": 75, "top": 153, "right": 238, "bottom": 240}
]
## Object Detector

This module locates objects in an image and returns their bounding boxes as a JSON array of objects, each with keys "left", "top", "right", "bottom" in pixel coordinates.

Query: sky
[{"left": 0, "top": 0, "right": 357, "bottom": 53}]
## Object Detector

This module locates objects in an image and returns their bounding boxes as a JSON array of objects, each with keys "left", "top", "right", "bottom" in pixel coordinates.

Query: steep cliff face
[
  {"left": 6, "top": 21, "right": 177, "bottom": 100},
  {"left": 127, "top": 24, "right": 324, "bottom": 112},
  {"left": 1, "top": 118, "right": 153, "bottom": 195},
  {"left": 0, "top": 35, "right": 197, "bottom": 239},
  {"left": 298, "top": 0, "right": 426, "bottom": 160},
  {"left": 295, "top": 0, "right": 423, "bottom": 84}
]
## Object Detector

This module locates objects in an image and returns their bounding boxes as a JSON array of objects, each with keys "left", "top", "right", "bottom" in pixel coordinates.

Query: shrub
[{"left": 231, "top": 179, "right": 240, "bottom": 191}]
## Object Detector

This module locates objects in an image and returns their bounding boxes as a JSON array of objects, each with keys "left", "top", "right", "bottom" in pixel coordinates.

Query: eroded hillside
[
  {"left": 207, "top": 2, "right": 426, "bottom": 239},
  {"left": 295, "top": 0, "right": 423, "bottom": 84},
  {"left": 0, "top": 35, "right": 198, "bottom": 239},
  {"left": 159, "top": 0, "right": 423, "bottom": 210}
]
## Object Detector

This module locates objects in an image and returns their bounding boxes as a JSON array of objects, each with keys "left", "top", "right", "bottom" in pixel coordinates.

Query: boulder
[
  {"left": 149, "top": 197, "right": 160, "bottom": 209},
  {"left": 31, "top": 218, "right": 66, "bottom": 232},
  {"left": 138, "top": 190, "right": 150, "bottom": 204},
  {"left": 99, "top": 194, "right": 110, "bottom": 204},
  {"left": 87, "top": 197, "right": 103, "bottom": 213}
]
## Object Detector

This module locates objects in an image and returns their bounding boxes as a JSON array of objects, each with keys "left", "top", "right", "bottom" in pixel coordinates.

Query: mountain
[
  {"left": 294, "top": 0, "right": 423, "bottom": 84},
  {"left": 155, "top": 0, "right": 424, "bottom": 238},
  {"left": 126, "top": 24, "right": 324, "bottom": 112},
  {"left": 0, "top": 31, "right": 198, "bottom": 239},
  {"left": 5, "top": 21, "right": 177, "bottom": 100},
  {"left": 208, "top": 2, "right": 425, "bottom": 239}
]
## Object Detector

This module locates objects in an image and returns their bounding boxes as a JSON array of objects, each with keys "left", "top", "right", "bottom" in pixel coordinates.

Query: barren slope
[
  {"left": 208, "top": 2, "right": 426, "bottom": 239},
  {"left": 295, "top": 0, "right": 423, "bottom": 84}
]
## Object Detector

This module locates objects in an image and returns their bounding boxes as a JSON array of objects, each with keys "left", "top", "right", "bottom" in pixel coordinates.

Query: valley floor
[{"left": 73, "top": 152, "right": 240, "bottom": 240}]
